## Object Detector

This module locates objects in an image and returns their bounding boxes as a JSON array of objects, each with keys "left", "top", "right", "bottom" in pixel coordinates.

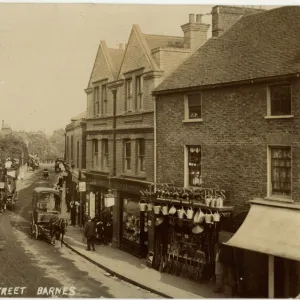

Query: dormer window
[
  {"left": 101, "top": 84, "right": 107, "bottom": 115},
  {"left": 94, "top": 86, "right": 100, "bottom": 117},
  {"left": 136, "top": 75, "right": 143, "bottom": 110}
]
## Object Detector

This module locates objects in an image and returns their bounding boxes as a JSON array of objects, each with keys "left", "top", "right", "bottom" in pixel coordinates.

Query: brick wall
[{"left": 156, "top": 79, "right": 300, "bottom": 211}]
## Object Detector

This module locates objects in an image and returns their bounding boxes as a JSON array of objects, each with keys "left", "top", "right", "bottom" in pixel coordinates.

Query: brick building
[
  {"left": 65, "top": 111, "right": 87, "bottom": 214},
  {"left": 83, "top": 16, "right": 211, "bottom": 257},
  {"left": 153, "top": 6, "right": 300, "bottom": 298}
]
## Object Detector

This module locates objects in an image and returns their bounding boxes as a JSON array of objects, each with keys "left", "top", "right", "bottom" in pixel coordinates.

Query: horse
[{"left": 48, "top": 216, "right": 68, "bottom": 246}]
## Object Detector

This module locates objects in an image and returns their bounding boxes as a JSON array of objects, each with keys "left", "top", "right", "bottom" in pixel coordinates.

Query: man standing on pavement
[{"left": 84, "top": 216, "right": 96, "bottom": 251}]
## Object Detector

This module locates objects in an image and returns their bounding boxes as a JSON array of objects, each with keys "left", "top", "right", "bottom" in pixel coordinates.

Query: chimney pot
[
  {"left": 189, "top": 14, "right": 196, "bottom": 23},
  {"left": 196, "top": 14, "right": 202, "bottom": 23}
]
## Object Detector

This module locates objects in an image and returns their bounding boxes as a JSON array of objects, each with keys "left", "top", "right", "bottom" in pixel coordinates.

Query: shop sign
[
  {"left": 0, "top": 182, "right": 4, "bottom": 189},
  {"left": 79, "top": 182, "right": 86, "bottom": 192},
  {"left": 88, "top": 179, "right": 108, "bottom": 187},
  {"left": 113, "top": 182, "right": 144, "bottom": 195}
]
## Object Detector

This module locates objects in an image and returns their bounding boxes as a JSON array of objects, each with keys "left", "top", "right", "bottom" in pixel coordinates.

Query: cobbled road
[{"left": 0, "top": 165, "right": 160, "bottom": 298}]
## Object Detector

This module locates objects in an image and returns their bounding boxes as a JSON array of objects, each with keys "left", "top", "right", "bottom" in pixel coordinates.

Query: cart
[{"left": 30, "top": 187, "right": 62, "bottom": 244}]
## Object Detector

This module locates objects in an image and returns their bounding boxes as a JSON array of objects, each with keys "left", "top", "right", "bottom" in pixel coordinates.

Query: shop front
[
  {"left": 143, "top": 185, "right": 233, "bottom": 285},
  {"left": 85, "top": 172, "right": 113, "bottom": 244},
  {"left": 225, "top": 198, "right": 300, "bottom": 298},
  {"left": 112, "top": 178, "right": 152, "bottom": 258}
]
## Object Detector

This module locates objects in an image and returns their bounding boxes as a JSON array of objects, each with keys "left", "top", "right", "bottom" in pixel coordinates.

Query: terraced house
[
  {"left": 153, "top": 6, "right": 300, "bottom": 298},
  {"left": 83, "top": 16, "right": 211, "bottom": 258}
]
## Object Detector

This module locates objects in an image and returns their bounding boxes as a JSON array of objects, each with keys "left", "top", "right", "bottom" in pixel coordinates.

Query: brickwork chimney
[
  {"left": 181, "top": 13, "right": 210, "bottom": 51},
  {"left": 212, "top": 6, "right": 265, "bottom": 38}
]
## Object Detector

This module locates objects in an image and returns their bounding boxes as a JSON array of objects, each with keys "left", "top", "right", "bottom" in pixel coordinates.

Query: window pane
[
  {"left": 271, "top": 147, "right": 291, "bottom": 196},
  {"left": 125, "top": 142, "right": 131, "bottom": 157},
  {"left": 188, "top": 94, "right": 201, "bottom": 107},
  {"left": 188, "top": 146, "right": 201, "bottom": 186},
  {"left": 188, "top": 94, "right": 201, "bottom": 119},
  {"left": 270, "top": 84, "right": 291, "bottom": 115},
  {"left": 139, "top": 139, "right": 145, "bottom": 156}
]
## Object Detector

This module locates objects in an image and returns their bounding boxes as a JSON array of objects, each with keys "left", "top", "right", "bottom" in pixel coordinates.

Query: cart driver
[{"left": 46, "top": 193, "right": 56, "bottom": 211}]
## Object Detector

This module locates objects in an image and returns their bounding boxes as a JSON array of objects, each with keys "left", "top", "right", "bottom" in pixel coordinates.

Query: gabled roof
[
  {"left": 154, "top": 6, "right": 300, "bottom": 93},
  {"left": 87, "top": 41, "right": 125, "bottom": 88},
  {"left": 144, "top": 34, "right": 184, "bottom": 50}
]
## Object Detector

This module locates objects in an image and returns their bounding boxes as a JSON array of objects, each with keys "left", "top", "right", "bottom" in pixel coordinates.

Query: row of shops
[{"left": 64, "top": 169, "right": 300, "bottom": 298}]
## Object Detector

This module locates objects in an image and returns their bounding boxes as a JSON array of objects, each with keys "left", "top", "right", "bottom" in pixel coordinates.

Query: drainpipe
[
  {"left": 153, "top": 96, "right": 157, "bottom": 192},
  {"left": 112, "top": 90, "right": 117, "bottom": 177}
]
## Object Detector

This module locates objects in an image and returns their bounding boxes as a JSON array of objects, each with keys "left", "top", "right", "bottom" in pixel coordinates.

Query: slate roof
[
  {"left": 153, "top": 6, "right": 300, "bottom": 93},
  {"left": 144, "top": 34, "right": 185, "bottom": 50}
]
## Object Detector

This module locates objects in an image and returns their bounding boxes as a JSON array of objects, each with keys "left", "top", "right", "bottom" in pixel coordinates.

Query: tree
[{"left": 49, "top": 129, "right": 65, "bottom": 158}]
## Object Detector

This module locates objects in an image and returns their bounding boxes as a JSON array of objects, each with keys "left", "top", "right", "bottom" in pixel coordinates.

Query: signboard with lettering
[{"left": 79, "top": 182, "right": 86, "bottom": 192}]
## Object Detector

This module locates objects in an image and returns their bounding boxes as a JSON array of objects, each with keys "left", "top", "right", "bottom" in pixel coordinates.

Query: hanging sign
[{"left": 79, "top": 182, "right": 86, "bottom": 192}]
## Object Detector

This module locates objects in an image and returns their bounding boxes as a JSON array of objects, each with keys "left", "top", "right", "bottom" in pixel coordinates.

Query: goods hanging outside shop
[{"left": 141, "top": 185, "right": 233, "bottom": 284}]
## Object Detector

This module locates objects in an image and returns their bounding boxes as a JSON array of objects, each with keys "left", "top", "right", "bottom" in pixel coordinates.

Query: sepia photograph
[{"left": 0, "top": 1, "right": 300, "bottom": 298}]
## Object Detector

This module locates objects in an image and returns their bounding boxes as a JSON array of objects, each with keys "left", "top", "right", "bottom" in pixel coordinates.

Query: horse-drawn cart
[{"left": 30, "top": 187, "right": 67, "bottom": 245}]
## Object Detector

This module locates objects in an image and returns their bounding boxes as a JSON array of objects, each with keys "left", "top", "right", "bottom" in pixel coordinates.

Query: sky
[{"left": 0, "top": 2, "right": 280, "bottom": 135}]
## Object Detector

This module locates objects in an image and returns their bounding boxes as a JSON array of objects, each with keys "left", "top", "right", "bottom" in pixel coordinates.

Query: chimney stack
[
  {"left": 212, "top": 5, "right": 265, "bottom": 37},
  {"left": 181, "top": 13, "right": 210, "bottom": 51},
  {"left": 119, "top": 43, "right": 125, "bottom": 50},
  {"left": 189, "top": 14, "right": 196, "bottom": 23}
]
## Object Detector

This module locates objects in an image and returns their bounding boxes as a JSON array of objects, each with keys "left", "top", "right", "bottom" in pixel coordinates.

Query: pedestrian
[
  {"left": 65, "top": 188, "right": 71, "bottom": 212},
  {"left": 84, "top": 216, "right": 96, "bottom": 251},
  {"left": 70, "top": 199, "right": 79, "bottom": 226},
  {"left": 54, "top": 192, "right": 61, "bottom": 211}
]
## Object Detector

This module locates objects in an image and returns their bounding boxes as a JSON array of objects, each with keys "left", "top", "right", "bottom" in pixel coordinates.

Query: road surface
[{"left": 0, "top": 165, "right": 160, "bottom": 298}]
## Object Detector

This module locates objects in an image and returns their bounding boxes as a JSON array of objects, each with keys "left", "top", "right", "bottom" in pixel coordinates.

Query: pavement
[{"left": 60, "top": 184, "right": 226, "bottom": 299}]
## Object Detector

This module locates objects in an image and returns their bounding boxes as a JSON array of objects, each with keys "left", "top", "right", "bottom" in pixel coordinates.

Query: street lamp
[{"left": 104, "top": 174, "right": 115, "bottom": 208}]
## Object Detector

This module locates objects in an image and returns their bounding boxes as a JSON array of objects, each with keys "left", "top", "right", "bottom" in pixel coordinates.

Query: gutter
[{"left": 152, "top": 72, "right": 300, "bottom": 96}]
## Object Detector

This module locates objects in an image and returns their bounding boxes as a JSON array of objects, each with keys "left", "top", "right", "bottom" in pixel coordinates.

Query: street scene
[{"left": 1, "top": 2, "right": 300, "bottom": 299}]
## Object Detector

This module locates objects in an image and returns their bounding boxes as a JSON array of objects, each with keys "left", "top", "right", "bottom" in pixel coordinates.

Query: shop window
[
  {"left": 102, "top": 139, "right": 109, "bottom": 171},
  {"left": 125, "top": 78, "right": 133, "bottom": 112},
  {"left": 92, "top": 139, "right": 99, "bottom": 167},
  {"left": 186, "top": 145, "right": 202, "bottom": 187},
  {"left": 101, "top": 84, "right": 107, "bottom": 115},
  {"left": 94, "top": 86, "right": 100, "bottom": 117},
  {"left": 122, "top": 198, "right": 141, "bottom": 245},
  {"left": 268, "top": 146, "right": 291, "bottom": 199},
  {"left": 268, "top": 84, "right": 292, "bottom": 116},
  {"left": 124, "top": 140, "right": 131, "bottom": 171},
  {"left": 137, "top": 139, "right": 145, "bottom": 173},
  {"left": 184, "top": 93, "right": 202, "bottom": 121},
  {"left": 136, "top": 75, "right": 143, "bottom": 110}
]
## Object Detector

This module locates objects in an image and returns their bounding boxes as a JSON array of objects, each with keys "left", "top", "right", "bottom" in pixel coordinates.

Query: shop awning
[{"left": 224, "top": 199, "right": 300, "bottom": 261}]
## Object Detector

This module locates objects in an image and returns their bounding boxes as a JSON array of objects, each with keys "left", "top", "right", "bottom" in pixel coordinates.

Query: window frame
[
  {"left": 101, "top": 139, "right": 109, "bottom": 171},
  {"left": 76, "top": 141, "right": 80, "bottom": 168},
  {"left": 125, "top": 78, "right": 133, "bottom": 112},
  {"left": 137, "top": 139, "right": 145, "bottom": 173},
  {"left": 266, "top": 83, "right": 293, "bottom": 118},
  {"left": 94, "top": 86, "right": 100, "bottom": 117},
  {"left": 184, "top": 145, "right": 202, "bottom": 188},
  {"left": 184, "top": 93, "right": 202, "bottom": 122},
  {"left": 267, "top": 145, "right": 292, "bottom": 201},
  {"left": 101, "top": 84, "right": 107, "bottom": 115},
  {"left": 124, "top": 140, "right": 131, "bottom": 171},
  {"left": 92, "top": 139, "right": 99, "bottom": 167},
  {"left": 135, "top": 75, "right": 143, "bottom": 110}
]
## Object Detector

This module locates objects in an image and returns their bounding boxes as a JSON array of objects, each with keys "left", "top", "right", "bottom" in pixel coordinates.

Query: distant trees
[
  {"left": 0, "top": 133, "right": 28, "bottom": 163},
  {"left": 0, "top": 128, "right": 65, "bottom": 164}
]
